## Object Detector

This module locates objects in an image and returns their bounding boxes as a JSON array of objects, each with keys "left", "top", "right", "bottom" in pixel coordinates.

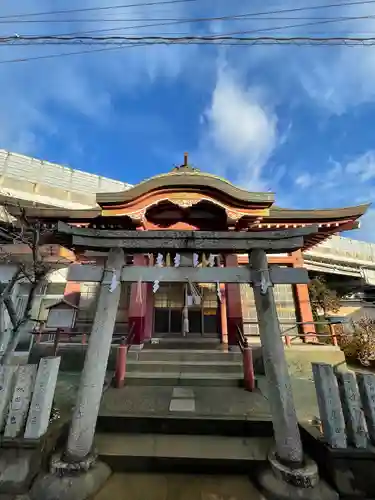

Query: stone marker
[
  {"left": 356, "top": 373, "right": 375, "bottom": 446},
  {"left": 336, "top": 371, "right": 368, "bottom": 449},
  {"left": 0, "top": 365, "right": 16, "bottom": 432},
  {"left": 312, "top": 363, "right": 347, "bottom": 449},
  {"left": 4, "top": 364, "right": 37, "bottom": 439},
  {"left": 24, "top": 357, "right": 61, "bottom": 440}
]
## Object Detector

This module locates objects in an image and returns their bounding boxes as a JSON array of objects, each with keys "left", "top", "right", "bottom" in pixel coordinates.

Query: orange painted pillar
[
  {"left": 128, "top": 255, "right": 148, "bottom": 349},
  {"left": 64, "top": 280, "right": 81, "bottom": 340},
  {"left": 293, "top": 250, "right": 317, "bottom": 343},
  {"left": 64, "top": 281, "right": 81, "bottom": 306},
  {"left": 220, "top": 283, "right": 228, "bottom": 346},
  {"left": 225, "top": 254, "right": 243, "bottom": 349},
  {"left": 115, "top": 338, "right": 127, "bottom": 388},
  {"left": 243, "top": 346, "right": 255, "bottom": 391},
  {"left": 144, "top": 283, "right": 154, "bottom": 342}
]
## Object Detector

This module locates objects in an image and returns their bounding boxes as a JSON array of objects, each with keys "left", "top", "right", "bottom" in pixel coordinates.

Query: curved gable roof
[
  {"left": 96, "top": 171, "right": 275, "bottom": 207},
  {"left": 268, "top": 203, "right": 370, "bottom": 221}
]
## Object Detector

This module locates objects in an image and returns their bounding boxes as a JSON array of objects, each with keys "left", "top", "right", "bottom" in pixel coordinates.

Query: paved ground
[
  {"left": 99, "top": 384, "right": 271, "bottom": 420},
  {"left": 93, "top": 473, "right": 265, "bottom": 500},
  {"left": 98, "top": 376, "right": 319, "bottom": 423},
  {"left": 55, "top": 371, "right": 319, "bottom": 423}
]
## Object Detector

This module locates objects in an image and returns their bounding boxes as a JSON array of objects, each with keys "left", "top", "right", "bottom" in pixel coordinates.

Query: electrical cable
[
  {"left": 0, "top": 0, "right": 199, "bottom": 20},
  {"left": 6, "top": 11, "right": 375, "bottom": 43},
  {"left": 1, "top": 37, "right": 375, "bottom": 67},
  {"left": 5, "top": 11, "right": 375, "bottom": 44},
  {"left": 47, "top": 12, "right": 375, "bottom": 41},
  {"left": 2, "top": 0, "right": 375, "bottom": 22},
  {"left": 4, "top": 14, "right": 375, "bottom": 23}
]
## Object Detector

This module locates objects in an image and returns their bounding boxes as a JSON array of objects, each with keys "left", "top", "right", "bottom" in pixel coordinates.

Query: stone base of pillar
[
  {"left": 256, "top": 450, "right": 338, "bottom": 500},
  {"left": 29, "top": 457, "right": 111, "bottom": 500}
]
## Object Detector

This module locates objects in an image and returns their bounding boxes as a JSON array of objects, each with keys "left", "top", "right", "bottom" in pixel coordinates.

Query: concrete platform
[{"left": 99, "top": 385, "right": 271, "bottom": 419}]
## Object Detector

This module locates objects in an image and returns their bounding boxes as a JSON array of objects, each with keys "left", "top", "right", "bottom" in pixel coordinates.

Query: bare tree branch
[{"left": 0, "top": 202, "right": 56, "bottom": 363}]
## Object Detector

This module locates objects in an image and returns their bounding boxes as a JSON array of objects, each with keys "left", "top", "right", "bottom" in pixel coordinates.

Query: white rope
[
  {"left": 136, "top": 277, "right": 143, "bottom": 303},
  {"left": 109, "top": 268, "right": 118, "bottom": 293}
]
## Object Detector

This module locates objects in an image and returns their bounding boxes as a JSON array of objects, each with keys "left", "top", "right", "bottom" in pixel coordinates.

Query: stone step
[
  {"left": 95, "top": 432, "right": 272, "bottom": 473},
  {"left": 147, "top": 339, "right": 222, "bottom": 350},
  {"left": 128, "top": 349, "right": 242, "bottom": 363},
  {"left": 96, "top": 414, "right": 273, "bottom": 437},
  {"left": 126, "top": 360, "right": 243, "bottom": 375},
  {"left": 125, "top": 372, "right": 243, "bottom": 387}
]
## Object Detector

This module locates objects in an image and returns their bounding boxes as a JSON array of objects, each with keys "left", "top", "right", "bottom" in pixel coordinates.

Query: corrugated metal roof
[{"left": 0, "top": 150, "right": 132, "bottom": 196}]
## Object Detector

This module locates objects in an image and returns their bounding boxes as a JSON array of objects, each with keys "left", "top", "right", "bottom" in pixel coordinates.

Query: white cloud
[
  {"left": 198, "top": 67, "right": 278, "bottom": 190},
  {"left": 292, "top": 2, "right": 375, "bottom": 113},
  {"left": 295, "top": 173, "right": 313, "bottom": 189},
  {"left": 354, "top": 208, "right": 375, "bottom": 242},
  {"left": 282, "top": 151, "right": 374, "bottom": 241},
  {"left": 346, "top": 151, "right": 375, "bottom": 182}
]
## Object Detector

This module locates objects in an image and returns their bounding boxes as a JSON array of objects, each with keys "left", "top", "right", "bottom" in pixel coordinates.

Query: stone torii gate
[{"left": 58, "top": 223, "right": 323, "bottom": 497}]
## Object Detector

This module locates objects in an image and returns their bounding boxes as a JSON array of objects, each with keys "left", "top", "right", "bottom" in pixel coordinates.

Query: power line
[
  {"left": 3, "top": 0, "right": 375, "bottom": 21},
  {"left": 0, "top": 0, "right": 198, "bottom": 20},
  {"left": 53, "top": 13, "right": 375, "bottom": 41},
  {"left": 5, "top": 11, "right": 375, "bottom": 45},
  {"left": 1, "top": 37, "right": 375, "bottom": 66},
  {"left": 8, "top": 10, "right": 375, "bottom": 43},
  {"left": 3, "top": 13, "right": 375, "bottom": 24},
  {"left": 3, "top": 2, "right": 375, "bottom": 47}
]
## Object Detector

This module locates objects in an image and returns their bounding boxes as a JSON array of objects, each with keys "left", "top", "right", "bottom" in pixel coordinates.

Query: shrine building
[{"left": 5, "top": 153, "right": 369, "bottom": 350}]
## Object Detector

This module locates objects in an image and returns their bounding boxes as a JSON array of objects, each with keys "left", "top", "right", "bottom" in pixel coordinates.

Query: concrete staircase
[
  {"left": 95, "top": 413, "right": 273, "bottom": 474},
  {"left": 125, "top": 344, "right": 244, "bottom": 387}
]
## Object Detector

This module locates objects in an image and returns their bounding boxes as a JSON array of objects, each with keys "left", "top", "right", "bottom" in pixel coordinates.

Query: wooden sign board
[{"left": 46, "top": 307, "right": 76, "bottom": 329}]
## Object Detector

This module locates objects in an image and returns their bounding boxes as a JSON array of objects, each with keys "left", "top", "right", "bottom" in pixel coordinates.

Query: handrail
[
  {"left": 124, "top": 322, "right": 136, "bottom": 352},
  {"left": 236, "top": 324, "right": 249, "bottom": 353}
]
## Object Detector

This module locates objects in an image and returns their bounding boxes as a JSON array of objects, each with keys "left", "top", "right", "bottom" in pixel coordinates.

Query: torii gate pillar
[{"left": 65, "top": 247, "right": 125, "bottom": 462}]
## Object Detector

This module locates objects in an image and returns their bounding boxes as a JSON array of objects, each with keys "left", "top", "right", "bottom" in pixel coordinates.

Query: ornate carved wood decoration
[{"left": 101, "top": 191, "right": 270, "bottom": 228}]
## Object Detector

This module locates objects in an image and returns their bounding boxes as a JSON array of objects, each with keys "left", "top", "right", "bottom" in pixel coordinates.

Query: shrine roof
[
  {"left": 268, "top": 203, "right": 370, "bottom": 220},
  {"left": 95, "top": 168, "right": 275, "bottom": 207},
  {"left": 4, "top": 201, "right": 369, "bottom": 223}
]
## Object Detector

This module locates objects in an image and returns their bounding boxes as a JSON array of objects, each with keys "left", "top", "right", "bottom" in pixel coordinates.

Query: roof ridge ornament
[{"left": 171, "top": 152, "right": 200, "bottom": 173}]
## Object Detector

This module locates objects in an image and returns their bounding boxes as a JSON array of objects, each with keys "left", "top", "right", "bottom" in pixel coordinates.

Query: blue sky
[{"left": 1, "top": 0, "right": 375, "bottom": 241}]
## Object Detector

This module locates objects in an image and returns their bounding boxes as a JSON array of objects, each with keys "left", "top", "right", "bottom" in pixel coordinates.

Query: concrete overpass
[{"left": 303, "top": 234, "right": 375, "bottom": 289}]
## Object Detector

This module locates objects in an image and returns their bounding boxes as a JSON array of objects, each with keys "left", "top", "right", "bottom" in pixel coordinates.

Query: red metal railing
[
  {"left": 242, "top": 319, "right": 345, "bottom": 346},
  {"left": 114, "top": 323, "right": 136, "bottom": 388},
  {"left": 236, "top": 324, "right": 255, "bottom": 392}
]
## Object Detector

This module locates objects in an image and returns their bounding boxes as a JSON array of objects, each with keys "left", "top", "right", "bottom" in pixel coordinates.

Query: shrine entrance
[{"left": 153, "top": 282, "right": 220, "bottom": 338}]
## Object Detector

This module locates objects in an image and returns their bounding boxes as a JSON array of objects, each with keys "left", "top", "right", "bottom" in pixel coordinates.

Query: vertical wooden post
[
  {"left": 249, "top": 249, "right": 304, "bottom": 465},
  {"left": 115, "top": 337, "right": 127, "bottom": 389},
  {"left": 219, "top": 283, "right": 228, "bottom": 346},
  {"left": 65, "top": 248, "right": 125, "bottom": 462},
  {"left": 328, "top": 323, "right": 338, "bottom": 346},
  {"left": 225, "top": 254, "right": 243, "bottom": 349},
  {"left": 284, "top": 332, "right": 291, "bottom": 347},
  {"left": 293, "top": 250, "right": 317, "bottom": 343},
  {"left": 128, "top": 254, "right": 147, "bottom": 349},
  {"left": 242, "top": 345, "right": 255, "bottom": 391},
  {"left": 53, "top": 328, "right": 61, "bottom": 356}
]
